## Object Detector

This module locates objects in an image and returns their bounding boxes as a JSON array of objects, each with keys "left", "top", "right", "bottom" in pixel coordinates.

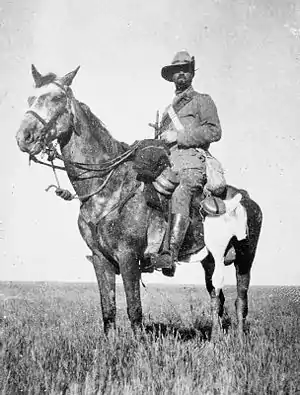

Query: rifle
[
  {"left": 149, "top": 110, "right": 173, "bottom": 257},
  {"left": 148, "top": 110, "right": 160, "bottom": 139}
]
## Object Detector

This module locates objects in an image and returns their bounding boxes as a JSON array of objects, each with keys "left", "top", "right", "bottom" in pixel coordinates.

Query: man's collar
[
  {"left": 175, "top": 85, "right": 194, "bottom": 97},
  {"left": 172, "top": 85, "right": 195, "bottom": 107}
]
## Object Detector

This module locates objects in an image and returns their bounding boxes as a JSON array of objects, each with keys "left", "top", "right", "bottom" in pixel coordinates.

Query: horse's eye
[
  {"left": 27, "top": 96, "right": 36, "bottom": 106},
  {"left": 51, "top": 95, "right": 63, "bottom": 103}
]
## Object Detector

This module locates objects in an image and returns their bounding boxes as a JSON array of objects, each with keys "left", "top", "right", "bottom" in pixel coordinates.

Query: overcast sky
[{"left": 0, "top": 0, "right": 299, "bottom": 285}]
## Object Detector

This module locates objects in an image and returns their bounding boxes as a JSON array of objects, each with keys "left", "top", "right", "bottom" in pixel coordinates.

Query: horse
[{"left": 16, "top": 65, "right": 262, "bottom": 338}]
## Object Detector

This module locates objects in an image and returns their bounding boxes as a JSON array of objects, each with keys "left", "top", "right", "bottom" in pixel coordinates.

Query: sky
[{"left": 0, "top": 0, "right": 300, "bottom": 285}]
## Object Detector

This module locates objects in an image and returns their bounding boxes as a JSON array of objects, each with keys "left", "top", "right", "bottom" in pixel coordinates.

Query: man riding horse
[
  {"left": 16, "top": 63, "right": 262, "bottom": 335},
  {"left": 156, "top": 50, "right": 227, "bottom": 276}
]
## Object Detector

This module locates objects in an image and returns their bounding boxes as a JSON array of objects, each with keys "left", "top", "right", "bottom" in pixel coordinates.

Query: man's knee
[{"left": 171, "top": 184, "right": 190, "bottom": 216}]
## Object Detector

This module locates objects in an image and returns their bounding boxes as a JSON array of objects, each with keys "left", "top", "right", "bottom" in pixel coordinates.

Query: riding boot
[{"left": 161, "top": 214, "right": 190, "bottom": 277}]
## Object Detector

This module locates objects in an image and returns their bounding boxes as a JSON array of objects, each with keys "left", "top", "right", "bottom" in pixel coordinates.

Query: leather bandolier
[{"left": 159, "top": 90, "right": 198, "bottom": 135}]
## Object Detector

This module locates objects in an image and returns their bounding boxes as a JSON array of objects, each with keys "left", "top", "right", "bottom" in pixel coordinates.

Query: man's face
[{"left": 172, "top": 66, "right": 194, "bottom": 90}]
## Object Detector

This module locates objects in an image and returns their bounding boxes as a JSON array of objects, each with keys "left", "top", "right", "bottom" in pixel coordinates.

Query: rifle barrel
[{"left": 155, "top": 110, "right": 160, "bottom": 139}]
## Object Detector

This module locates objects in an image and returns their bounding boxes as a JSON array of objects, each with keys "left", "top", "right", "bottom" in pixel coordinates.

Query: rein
[{"left": 52, "top": 141, "right": 140, "bottom": 174}]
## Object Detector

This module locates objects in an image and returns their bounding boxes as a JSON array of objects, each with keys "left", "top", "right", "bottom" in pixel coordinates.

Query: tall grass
[{"left": 1, "top": 282, "right": 299, "bottom": 394}]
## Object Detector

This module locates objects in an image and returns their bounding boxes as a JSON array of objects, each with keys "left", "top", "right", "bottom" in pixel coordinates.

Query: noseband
[{"left": 25, "top": 82, "right": 71, "bottom": 149}]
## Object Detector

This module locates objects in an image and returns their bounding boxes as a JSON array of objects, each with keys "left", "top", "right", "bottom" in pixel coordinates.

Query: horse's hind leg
[
  {"left": 211, "top": 257, "right": 226, "bottom": 338},
  {"left": 203, "top": 218, "right": 230, "bottom": 337},
  {"left": 235, "top": 200, "right": 262, "bottom": 337},
  {"left": 234, "top": 197, "right": 262, "bottom": 338},
  {"left": 202, "top": 254, "right": 225, "bottom": 336},
  {"left": 235, "top": 265, "right": 250, "bottom": 335},
  {"left": 234, "top": 239, "right": 253, "bottom": 337}
]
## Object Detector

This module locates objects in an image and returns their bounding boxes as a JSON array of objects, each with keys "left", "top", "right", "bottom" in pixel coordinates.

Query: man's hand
[{"left": 161, "top": 129, "right": 178, "bottom": 144}]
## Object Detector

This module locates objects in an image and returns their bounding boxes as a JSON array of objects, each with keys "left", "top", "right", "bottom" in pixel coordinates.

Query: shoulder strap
[{"left": 160, "top": 90, "right": 197, "bottom": 133}]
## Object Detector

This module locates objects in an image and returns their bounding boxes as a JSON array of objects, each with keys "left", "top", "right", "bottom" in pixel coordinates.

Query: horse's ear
[
  {"left": 31, "top": 64, "right": 42, "bottom": 87},
  {"left": 60, "top": 66, "right": 80, "bottom": 87}
]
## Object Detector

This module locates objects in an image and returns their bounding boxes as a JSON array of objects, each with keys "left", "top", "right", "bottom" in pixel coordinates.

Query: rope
[
  {"left": 45, "top": 168, "right": 115, "bottom": 202},
  {"left": 74, "top": 169, "right": 115, "bottom": 201},
  {"left": 51, "top": 161, "right": 60, "bottom": 188},
  {"left": 32, "top": 144, "right": 134, "bottom": 202},
  {"left": 29, "top": 154, "right": 66, "bottom": 171},
  {"left": 45, "top": 185, "right": 75, "bottom": 201}
]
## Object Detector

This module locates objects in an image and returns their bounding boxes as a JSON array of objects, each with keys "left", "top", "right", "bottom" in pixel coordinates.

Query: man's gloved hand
[{"left": 160, "top": 127, "right": 178, "bottom": 144}]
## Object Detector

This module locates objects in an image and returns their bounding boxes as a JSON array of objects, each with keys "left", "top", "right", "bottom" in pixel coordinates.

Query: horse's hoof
[
  {"left": 142, "top": 266, "right": 155, "bottom": 273},
  {"left": 148, "top": 252, "right": 174, "bottom": 271},
  {"left": 162, "top": 265, "right": 176, "bottom": 277}
]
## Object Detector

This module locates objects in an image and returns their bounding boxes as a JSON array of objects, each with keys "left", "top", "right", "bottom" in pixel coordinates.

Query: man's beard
[{"left": 175, "top": 78, "right": 191, "bottom": 92}]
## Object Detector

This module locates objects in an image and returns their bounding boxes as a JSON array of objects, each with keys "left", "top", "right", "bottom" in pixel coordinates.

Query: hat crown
[
  {"left": 161, "top": 50, "right": 195, "bottom": 82},
  {"left": 172, "top": 50, "right": 193, "bottom": 65}
]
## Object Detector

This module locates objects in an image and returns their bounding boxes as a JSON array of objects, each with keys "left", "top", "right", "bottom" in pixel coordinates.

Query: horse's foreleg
[
  {"left": 119, "top": 252, "right": 142, "bottom": 330},
  {"left": 91, "top": 253, "right": 116, "bottom": 334},
  {"left": 78, "top": 216, "right": 116, "bottom": 334}
]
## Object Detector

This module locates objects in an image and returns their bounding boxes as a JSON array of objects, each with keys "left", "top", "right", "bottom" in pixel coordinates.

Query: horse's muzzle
[{"left": 16, "top": 116, "right": 43, "bottom": 154}]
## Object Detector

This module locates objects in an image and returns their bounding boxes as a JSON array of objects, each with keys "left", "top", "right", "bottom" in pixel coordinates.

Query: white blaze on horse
[{"left": 16, "top": 65, "right": 262, "bottom": 338}]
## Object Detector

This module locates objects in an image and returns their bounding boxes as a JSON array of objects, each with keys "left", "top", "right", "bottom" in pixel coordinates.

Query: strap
[
  {"left": 26, "top": 110, "right": 47, "bottom": 125},
  {"left": 167, "top": 105, "right": 184, "bottom": 133},
  {"left": 160, "top": 90, "right": 197, "bottom": 133}
]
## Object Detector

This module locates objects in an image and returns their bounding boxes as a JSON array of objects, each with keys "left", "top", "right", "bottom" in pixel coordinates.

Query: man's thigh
[{"left": 171, "top": 169, "right": 205, "bottom": 215}]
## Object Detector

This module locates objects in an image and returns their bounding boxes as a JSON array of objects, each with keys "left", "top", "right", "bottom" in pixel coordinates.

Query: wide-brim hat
[{"left": 161, "top": 50, "right": 195, "bottom": 82}]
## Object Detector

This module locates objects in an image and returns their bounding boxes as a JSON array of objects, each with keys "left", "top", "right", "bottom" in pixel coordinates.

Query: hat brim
[{"left": 161, "top": 60, "right": 195, "bottom": 82}]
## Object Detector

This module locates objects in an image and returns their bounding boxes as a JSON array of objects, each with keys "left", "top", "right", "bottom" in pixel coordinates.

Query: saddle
[{"left": 130, "top": 139, "right": 242, "bottom": 272}]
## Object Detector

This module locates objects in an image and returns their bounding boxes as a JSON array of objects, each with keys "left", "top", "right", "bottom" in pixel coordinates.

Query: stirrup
[{"left": 200, "top": 196, "right": 226, "bottom": 216}]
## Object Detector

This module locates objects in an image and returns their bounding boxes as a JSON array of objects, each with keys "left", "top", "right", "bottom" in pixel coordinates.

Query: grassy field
[{"left": 0, "top": 282, "right": 299, "bottom": 395}]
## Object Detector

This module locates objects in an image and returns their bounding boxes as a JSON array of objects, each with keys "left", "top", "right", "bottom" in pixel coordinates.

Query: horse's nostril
[{"left": 24, "top": 130, "right": 32, "bottom": 142}]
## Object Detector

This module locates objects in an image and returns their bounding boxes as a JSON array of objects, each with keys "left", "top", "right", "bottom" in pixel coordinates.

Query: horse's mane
[
  {"left": 79, "top": 102, "right": 110, "bottom": 134},
  {"left": 78, "top": 101, "right": 129, "bottom": 154}
]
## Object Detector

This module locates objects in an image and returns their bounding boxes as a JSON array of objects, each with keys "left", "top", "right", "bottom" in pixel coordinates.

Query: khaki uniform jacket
[{"left": 162, "top": 86, "right": 222, "bottom": 171}]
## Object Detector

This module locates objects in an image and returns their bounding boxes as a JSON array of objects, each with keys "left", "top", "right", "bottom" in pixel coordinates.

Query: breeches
[{"left": 171, "top": 168, "right": 206, "bottom": 217}]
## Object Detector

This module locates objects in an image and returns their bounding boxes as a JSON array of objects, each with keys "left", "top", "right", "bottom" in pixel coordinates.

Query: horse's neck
[{"left": 60, "top": 103, "right": 125, "bottom": 196}]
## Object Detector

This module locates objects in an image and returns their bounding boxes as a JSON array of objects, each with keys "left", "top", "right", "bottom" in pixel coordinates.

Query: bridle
[
  {"left": 26, "top": 81, "right": 140, "bottom": 172},
  {"left": 25, "top": 81, "right": 71, "bottom": 152},
  {"left": 24, "top": 81, "right": 142, "bottom": 202}
]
